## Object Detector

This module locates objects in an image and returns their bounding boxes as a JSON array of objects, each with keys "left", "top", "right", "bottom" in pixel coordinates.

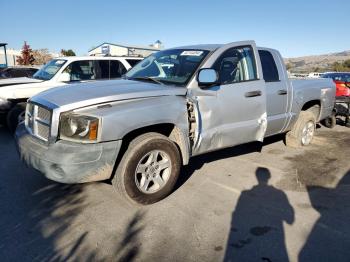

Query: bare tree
[{"left": 32, "top": 49, "right": 53, "bottom": 65}]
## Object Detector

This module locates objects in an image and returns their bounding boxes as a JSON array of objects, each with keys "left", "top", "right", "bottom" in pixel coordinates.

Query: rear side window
[
  {"left": 126, "top": 59, "right": 141, "bottom": 67},
  {"left": 259, "top": 50, "right": 279, "bottom": 82}
]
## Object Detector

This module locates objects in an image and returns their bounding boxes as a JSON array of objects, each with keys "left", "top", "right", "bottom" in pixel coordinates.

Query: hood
[
  {"left": 0, "top": 77, "right": 43, "bottom": 87},
  {"left": 31, "top": 79, "right": 187, "bottom": 110}
]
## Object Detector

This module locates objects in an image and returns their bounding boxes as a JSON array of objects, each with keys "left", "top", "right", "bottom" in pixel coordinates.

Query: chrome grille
[
  {"left": 37, "top": 106, "right": 51, "bottom": 122},
  {"left": 25, "top": 103, "right": 52, "bottom": 141}
]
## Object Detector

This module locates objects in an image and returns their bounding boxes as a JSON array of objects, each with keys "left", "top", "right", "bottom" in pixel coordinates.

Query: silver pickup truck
[{"left": 15, "top": 41, "right": 335, "bottom": 205}]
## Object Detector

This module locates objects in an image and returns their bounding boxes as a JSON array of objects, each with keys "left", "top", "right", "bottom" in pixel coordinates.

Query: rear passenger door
[{"left": 259, "top": 49, "right": 289, "bottom": 136}]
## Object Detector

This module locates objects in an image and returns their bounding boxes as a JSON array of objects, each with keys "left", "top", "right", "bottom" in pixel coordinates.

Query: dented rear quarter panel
[{"left": 285, "top": 78, "right": 336, "bottom": 130}]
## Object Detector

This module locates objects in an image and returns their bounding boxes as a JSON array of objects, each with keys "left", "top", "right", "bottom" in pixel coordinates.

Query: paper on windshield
[
  {"left": 55, "top": 60, "right": 66, "bottom": 65},
  {"left": 180, "top": 51, "right": 203, "bottom": 56}
]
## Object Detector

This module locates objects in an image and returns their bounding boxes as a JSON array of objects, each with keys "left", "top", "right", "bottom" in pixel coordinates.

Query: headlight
[{"left": 59, "top": 113, "right": 99, "bottom": 142}]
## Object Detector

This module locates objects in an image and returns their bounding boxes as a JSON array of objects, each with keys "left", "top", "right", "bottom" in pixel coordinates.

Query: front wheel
[
  {"left": 112, "top": 132, "right": 181, "bottom": 205},
  {"left": 286, "top": 111, "right": 316, "bottom": 148},
  {"left": 7, "top": 103, "right": 27, "bottom": 133}
]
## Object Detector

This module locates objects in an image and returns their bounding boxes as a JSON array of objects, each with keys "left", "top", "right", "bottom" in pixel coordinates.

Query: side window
[
  {"left": 214, "top": 46, "right": 257, "bottom": 85},
  {"left": 258, "top": 50, "right": 279, "bottom": 82},
  {"left": 65, "top": 61, "right": 96, "bottom": 81},
  {"left": 126, "top": 59, "right": 141, "bottom": 67},
  {"left": 11, "top": 69, "right": 27, "bottom": 77},
  {"left": 110, "top": 60, "right": 127, "bottom": 79},
  {"left": 94, "top": 60, "right": 110, "bottom": 79}
]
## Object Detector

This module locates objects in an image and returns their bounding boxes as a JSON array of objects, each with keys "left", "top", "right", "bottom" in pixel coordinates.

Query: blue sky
[{"left": 1, "top": 0, "right": 349, "bottom": 57}]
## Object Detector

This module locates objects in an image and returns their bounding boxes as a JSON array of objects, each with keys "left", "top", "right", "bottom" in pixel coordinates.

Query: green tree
[
  {"left": 332, "top": 59, "right": 350, "bottom": 72},
  {"left": 61, "top": 49, "right": 76, "bottom": 56},
  {"left": 343, "top": 59, "right": 350, "bottom": 69},
  {"left": 286, "top": 63, "right": 293, "bottom": 71}
]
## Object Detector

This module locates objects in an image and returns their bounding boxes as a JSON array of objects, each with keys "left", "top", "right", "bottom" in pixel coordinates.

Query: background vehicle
[
  {"left": 16, "top": 41, "right": 335, "bottom": 205},
  {"left": 308, "top": 72, "right": 324, "bottom": 78},
  {"left": 322, "top": 72, "right": 350, "bottom": 127},
  {"left": 322, "top": 72, "right": 350, "bottom": 97},
  {"left": 0, "top": 67, "right": 38, "bottom": 79},
  {"left": 0, "top": 56, "right": 143, "bottom": 131}
]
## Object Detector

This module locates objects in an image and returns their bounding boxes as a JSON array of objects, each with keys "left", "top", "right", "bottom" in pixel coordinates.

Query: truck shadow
[
  {"left": 0, "top": 126, "right": 144, "bottom": 261},
  {"left": 176, "top": 134, "right": 285, "bottom": 191}
]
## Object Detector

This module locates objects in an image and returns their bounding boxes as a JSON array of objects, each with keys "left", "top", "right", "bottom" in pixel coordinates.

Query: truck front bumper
[{"left": 15, "top": 123, "right": 122, "bottom": 184}]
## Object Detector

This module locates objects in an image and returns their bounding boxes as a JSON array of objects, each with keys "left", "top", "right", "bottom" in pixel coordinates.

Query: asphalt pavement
[{"left": 0, "top": 124, "right": 349, "bottom": 261}]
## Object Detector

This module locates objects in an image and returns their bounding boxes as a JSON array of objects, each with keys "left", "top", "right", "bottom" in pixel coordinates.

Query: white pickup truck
[
  {"left": 0, "top": 56, "right": 142, "bottom": 131},
  {"left": 16, "top": 41, "right": 336, "bottom": 205}
]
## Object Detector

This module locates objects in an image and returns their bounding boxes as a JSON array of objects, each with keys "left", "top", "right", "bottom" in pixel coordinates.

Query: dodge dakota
[{"left": 15, "top": 41, "right": 336, "bottom": 204}]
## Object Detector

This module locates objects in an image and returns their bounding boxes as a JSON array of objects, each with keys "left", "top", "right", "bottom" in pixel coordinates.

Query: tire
[
  {"left": 6, "top": 102, "right": 27, "bottom": 133},
  {"left": 286, "top": 110, "right": 316, "bottom": 148},
  {"left": 112, "top": 132, "right": 181, "bottom": 205},
  {"left": 322, "top": 114, "right": 336, "bottom": 129},
  {"left": 309, "top": 105, "right": 320, "bottom": 121},
  {"left": 346, "top": 119, "right": 350, "bottom": 128}
]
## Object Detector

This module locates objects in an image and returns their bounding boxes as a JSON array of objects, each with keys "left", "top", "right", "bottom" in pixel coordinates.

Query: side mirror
[
  {"left": 58, "top": 72, "right": 71, "bottom": 82},
  {"left": 197, "top": 68, "right": 218, "bottom": 87}
]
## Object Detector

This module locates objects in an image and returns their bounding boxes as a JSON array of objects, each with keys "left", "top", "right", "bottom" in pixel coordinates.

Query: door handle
[
  {"left": 278, "top": 89, "right": 287, "bottom": 95},
  {"left": 245, "top": 90, "right": 262, "bottom": 98}
]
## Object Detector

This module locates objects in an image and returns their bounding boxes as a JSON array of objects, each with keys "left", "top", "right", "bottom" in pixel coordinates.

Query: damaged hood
[
  {"left": 30, "top": 79, "right": 187, "bottom": 110},
  {"left": 0, "top": 77, "right": 43, "bottom": 87}
]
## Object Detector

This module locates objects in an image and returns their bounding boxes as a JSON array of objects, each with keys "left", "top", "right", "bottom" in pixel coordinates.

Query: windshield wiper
[{"left": 129, "top": 76, "right": 164, "bottom": 85}]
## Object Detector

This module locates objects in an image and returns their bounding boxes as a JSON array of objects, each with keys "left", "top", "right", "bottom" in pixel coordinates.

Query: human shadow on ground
[
  {"left": 224, "top": 167, "right": 294, "bottom": 262},
  {"left": 299, "top": 169, "right": 350, "bottom": 262}
]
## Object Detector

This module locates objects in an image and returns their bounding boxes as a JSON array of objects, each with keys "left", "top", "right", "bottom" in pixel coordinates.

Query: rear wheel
[
  {"left": 322, "top": 113, "right": 336, "bottom": 129},
  {"left": 286, "top": 111, "right": 316, "bottom": 148},
  {"left": 112, "top": 132, "right": 181, "bottom": 205},
  {"left": 6, "top": 103, "right": 26, "bottom": 133}
]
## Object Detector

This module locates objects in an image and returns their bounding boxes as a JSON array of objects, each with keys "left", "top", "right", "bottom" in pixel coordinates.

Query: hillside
[{"left": 284, "top": 50, "right": 350, "bottom": 73}]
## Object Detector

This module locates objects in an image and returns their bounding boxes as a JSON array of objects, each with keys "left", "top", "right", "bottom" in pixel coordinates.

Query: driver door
[{"left": 190, "top": 41, "right": 267, "bottom": 155}]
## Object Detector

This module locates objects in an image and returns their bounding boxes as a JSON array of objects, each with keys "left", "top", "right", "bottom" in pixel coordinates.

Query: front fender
[{"left": 77, "top": 96, "right": 190, "bottom": 164}]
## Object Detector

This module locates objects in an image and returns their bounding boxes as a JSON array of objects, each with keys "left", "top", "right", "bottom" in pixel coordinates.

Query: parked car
[
  {"left": 15, "top": 41, "right": 335, "bottom": 205},
  {"left": 308, "top": 72, "right": 324, "bottom": 78},
  {"left": 321, "top": 72, "right": 350, "bottom": 128},
  {"left": 0, "top": 67, "right": 39, "bottom": 79},
  {"left": 322, "top": 72, "right": 350, "bottom": 97},
  {"left": 0, "top": 56, "right": 143, "bottom": 131}
]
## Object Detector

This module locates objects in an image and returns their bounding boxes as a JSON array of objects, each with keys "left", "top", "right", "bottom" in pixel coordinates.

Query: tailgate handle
[
  {"left": 278, "top": 89, "right": 288, "bottom": 95},
  {"left": 245, "top": 90, "right": 262, "bottom": 97}
]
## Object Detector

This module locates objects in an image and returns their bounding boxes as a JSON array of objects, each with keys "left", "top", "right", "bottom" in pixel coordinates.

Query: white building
[
  {"left": 0, "top": 48, "right": 21, "bottom": 67},
  {"left": 88, "top": 41, "right": 162, "bottom": 57}
]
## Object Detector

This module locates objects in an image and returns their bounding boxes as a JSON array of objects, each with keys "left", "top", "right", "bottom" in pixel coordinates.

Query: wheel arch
[
  {"left": 301, "top": 100, "right": 321, "bottom": 121},
  {"left": 118, "top": 123, "right": 190, "bottom": 167}
]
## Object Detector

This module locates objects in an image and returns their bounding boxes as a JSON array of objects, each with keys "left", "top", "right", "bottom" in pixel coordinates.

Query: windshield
[
  {"left": 33, "top": 59, "right": 67, "bottom": 80},
  {"left": 125, "top": 49, "right": 209, "bottom": 86}
]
